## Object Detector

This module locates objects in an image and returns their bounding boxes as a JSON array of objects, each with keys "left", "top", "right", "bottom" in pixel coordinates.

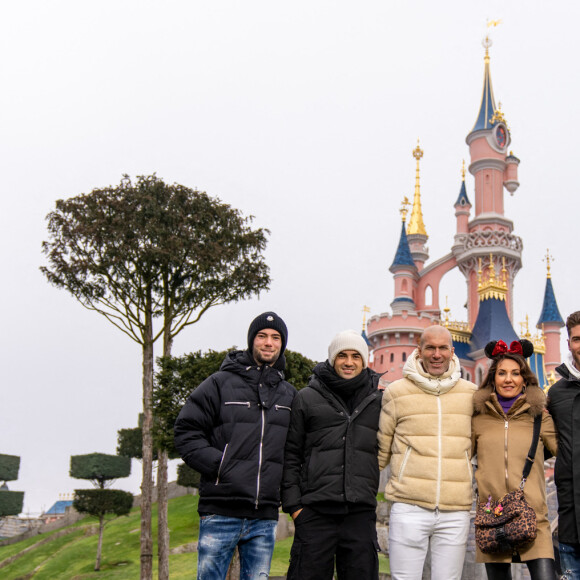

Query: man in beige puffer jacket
[{"left": 378, "top": 325, "right": 476, "bottom": 580}]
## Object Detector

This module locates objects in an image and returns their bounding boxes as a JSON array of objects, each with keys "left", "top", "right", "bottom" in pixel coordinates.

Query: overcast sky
[{"left": 2, "top": 1, "right": 578, "bottom": 516}]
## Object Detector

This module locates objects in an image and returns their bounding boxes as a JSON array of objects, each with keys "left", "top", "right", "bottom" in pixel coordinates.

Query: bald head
[{"left": 418, "top": 325, "right": 454, "bottom": 376}]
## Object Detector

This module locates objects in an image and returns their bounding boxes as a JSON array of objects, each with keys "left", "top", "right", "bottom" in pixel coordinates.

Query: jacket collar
[
  {"left": 403, "top": 349, "right": 461, "bottom": 394},
  {"left": 473, "top": 383, "right": 546, "bottom": 417}
]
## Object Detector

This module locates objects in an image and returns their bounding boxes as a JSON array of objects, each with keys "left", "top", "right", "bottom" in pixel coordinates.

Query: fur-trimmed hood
[{"left": 473, "top": 383, "right": 546, "bottom": 417}]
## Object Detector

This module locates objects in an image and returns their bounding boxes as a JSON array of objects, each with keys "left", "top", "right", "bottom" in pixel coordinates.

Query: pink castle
[{"left": 366, "top": 37, "right": 564, "bottom": 387}]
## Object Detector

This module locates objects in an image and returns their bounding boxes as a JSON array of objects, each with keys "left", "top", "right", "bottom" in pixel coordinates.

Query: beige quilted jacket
[{"left": 378, "top": 350, "right": 477, "bottom": 511}]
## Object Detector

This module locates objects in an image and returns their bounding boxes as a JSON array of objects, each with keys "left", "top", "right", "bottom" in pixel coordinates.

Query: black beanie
[{"left": 247, "top": 311, "right": 288, "bottom": 354}]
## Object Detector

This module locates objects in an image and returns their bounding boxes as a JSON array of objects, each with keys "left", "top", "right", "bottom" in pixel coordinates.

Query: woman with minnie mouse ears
[{"left": 472, "top": 339, "right": 558, "bottom": 580}]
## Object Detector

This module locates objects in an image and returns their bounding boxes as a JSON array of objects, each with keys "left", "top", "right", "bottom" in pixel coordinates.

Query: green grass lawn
[{"left": 0, "top": 496, "right": 389, "bottom": 578}]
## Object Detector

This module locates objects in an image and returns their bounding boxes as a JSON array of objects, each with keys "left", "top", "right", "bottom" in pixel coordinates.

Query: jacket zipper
[
  {"left": 504, "top": 419, "right": 509, "bottom": 489},
  {"left": 255, "top": 407, "right": 266, "bottom": 509},
  {"left": 435, "top": 396, "right": 442, "bottom": 511},
  {"left": 215, "top": 444, "right": 229, "bottom": 485},
  {"left": 399, "top": 446, "right": 412, "bottom": 480},
  {"left": 224, "top": 401, "right": 251, "bottom": 407},
  {"left": 275, "top": 405, "right": 291, "bottom": 411}
]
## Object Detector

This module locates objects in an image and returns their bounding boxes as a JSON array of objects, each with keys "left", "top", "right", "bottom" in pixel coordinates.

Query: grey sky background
[{"left": 1, "top": 1, "right": 578, "bottom": 516}]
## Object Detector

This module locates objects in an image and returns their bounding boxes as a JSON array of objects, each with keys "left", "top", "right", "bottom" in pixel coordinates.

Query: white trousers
[{"left": 388, "top": 502, "right": 470, "bottom": 580}]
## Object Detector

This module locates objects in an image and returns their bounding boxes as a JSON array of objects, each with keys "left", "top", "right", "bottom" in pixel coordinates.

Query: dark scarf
[{"left": 314, "top": 361, "right": 373, "bottom": 413}]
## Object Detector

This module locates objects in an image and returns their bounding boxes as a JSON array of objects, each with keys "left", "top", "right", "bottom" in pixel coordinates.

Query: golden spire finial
[
  {"left": 461, "top": 160, "right": 466, "bottom": 181},
  {"left": 543, "top": 249, "right": 554, "bottom": 279},
  {"left": 501, "top": 256, "right": 508, "bottom": 286},
  {"left": 443, "top": 296, "right": 450, "bottom": 327},
  {"left": 519, "top": 314, "right": 532, "bottom": 339},
  {"left": 407, "top": 139, "right": 427, "bottom": 237},
  {"left": 478, "top": 253, "right": 508, "bottom": 301},
  {"left": 400, "top": 196, "right": 410, "bottom": 222},
  {"left": 362, "top": 305, "right": 370, "bottom": 331}
]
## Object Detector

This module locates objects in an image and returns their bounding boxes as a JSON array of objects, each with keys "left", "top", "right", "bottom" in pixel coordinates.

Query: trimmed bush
[
  {"left": 176, "top": 463, "right": 201, "bottom": 488},
  {"left": 70, "top": 453, "right": 131, "bottom": 481},
  {"left": 0, "top": 490, "right": 24, "bottom": 516},
  {"left": 0, "top": 454, "right": 20, "bottom": 482},
  {"left": 73, "top": 489, "right": 133, "bottom": 517}
]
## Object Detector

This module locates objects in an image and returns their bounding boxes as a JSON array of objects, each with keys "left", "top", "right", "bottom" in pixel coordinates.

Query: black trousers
[
  {"left": 485, "top": 558, "right": 557, "bottom": 580},
  {"left": 286, "top": 506, "right": 379, "bottom": 580}
]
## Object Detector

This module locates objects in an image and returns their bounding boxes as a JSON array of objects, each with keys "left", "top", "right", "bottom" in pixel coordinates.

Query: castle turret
[
  {"left": 454, "top": 37, "right": 522, "bottom": 326},
  {"left": 406, "top": 141, "right": 429, "bottom": 270},
  {"left": 537, "top": 251, "right": 564, "bottom": 378},
  {"left": 389, "top": 200, "right": 417, "bottom": 313},
  {"left": 454, "top": 161, "right": 472, "bottom": 235}
]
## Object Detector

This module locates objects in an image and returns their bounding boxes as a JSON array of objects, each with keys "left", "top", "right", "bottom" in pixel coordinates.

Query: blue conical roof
[
  {"left": 454, "top": 180, "right": 471, "bottom": 207},
  {"left": 470, "top": 297, "right": 518, "bottom": 352},
  {"left": 361, "top": 329, "right": 371, "bottom": 346},
  {"left": 471, "top": 54, "right": 498, "bottom": 132},
  {"left": 537, "top": 277, "right": 564, "bottom": 327},
  {"left": 390, "top": 221, "right": 416, "bottom": 271}
]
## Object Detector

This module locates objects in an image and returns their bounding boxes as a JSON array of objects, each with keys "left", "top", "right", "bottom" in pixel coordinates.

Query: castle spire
[
  {"left": 471, "top": 35, "right": 499, "bottom": 132},
  {"left": 407, "top": 140, "right": 427, "bottom": 236},
  {"left": 454, "top": 160, "right": 471, "bottom": 207},
  {"left": 537, "top": 250, "right": 564, "bottom": 327},
  {"left": 390, "top": 198, "right": 415, "bottom": 271}
]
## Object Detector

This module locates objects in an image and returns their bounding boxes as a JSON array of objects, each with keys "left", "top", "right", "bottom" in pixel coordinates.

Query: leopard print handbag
[
  {"left": 474, "top": 415, "right": 542, "bottom": 554},
  {"left": 475, "top": 488, "right": 537, "bottom": 553}
]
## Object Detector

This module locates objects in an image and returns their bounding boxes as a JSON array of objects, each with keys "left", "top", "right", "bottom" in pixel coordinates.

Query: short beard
[{"left": 253, "top": 348, "right": 279, "bottom": 366}]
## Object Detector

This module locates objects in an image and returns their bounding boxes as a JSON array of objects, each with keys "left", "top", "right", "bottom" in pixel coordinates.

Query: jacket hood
[
  {"left": 557, "top": 353, "right": 580, "bottom": 382},
  {"left": 220, "top": 349, "right": 286, "bottom": 380},
  {"left": 473, "top": 383, "right": 546, "bottom": 417},
  {"left": 403, "top": 349, "right": 461, "bottom": 394}
]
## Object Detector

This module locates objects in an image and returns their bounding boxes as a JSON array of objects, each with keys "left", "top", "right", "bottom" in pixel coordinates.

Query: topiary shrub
[
  {"left": 0, "top": 454, "right": 20, "bottom": 482},
  {"left": 73, "top": 489, "right": 133, "bottom": 517},
  {"left": 0, "top": 490, "right": 24, "bottom": 517},
  {"left": 70, "top": 453, "right": 131, "bottom": 483},
  {"left": 176, "top": 463, "right": 201, "bottom": 489}
]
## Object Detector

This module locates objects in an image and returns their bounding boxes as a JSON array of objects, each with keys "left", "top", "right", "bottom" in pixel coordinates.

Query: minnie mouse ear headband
[{"left": 484, "top": 339, "right": 534, "bottom": 359}]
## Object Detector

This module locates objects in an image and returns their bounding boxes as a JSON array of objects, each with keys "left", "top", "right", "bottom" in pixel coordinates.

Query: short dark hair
[
  {"left": 479, "top": 353, "right": 538, "bottom": 390},
  {"left": 566, "top": 311, "right": 580, "bottom": 337}
]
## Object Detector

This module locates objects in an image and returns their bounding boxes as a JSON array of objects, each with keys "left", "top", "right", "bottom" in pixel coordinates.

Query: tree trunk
[
  {"left": 157, "top": 312, "right": 173, "bottom": 579},
  {"left": 157, "top": 448, "right": 169, "bottom": 580},
  {"left": 95, "top": 515, "right": 105, "bottom": 571},
  {"left": 141, "top": 306, "right": 154, "bottom": 580}
]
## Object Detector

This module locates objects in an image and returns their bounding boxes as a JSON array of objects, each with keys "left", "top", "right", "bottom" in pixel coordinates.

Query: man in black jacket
[
  {"left": 548, "top": 310, "right": 580, "bottom": 580},
  {"left": 174, "top": 312, "right": 296, "bottom": 580},
  {"left": 282, "top": 329, "right": 382, "bottom": 580}
]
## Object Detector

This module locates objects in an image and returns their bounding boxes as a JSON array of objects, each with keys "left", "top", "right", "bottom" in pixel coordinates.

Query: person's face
[
  {"left": 333, "top": 350, "right": 364, "bottom": 379},
  {"left": 568, "top": 324, "right": 580, "bottom": 370},
  {"left": 418, "top": 331, "right": 454, "bottom": 376},
  {"left": 494, "top": 358, "right": 525, "bottom": 399},
  {"left": 252, "top": 329, "right": 282, "bottom": 365}
]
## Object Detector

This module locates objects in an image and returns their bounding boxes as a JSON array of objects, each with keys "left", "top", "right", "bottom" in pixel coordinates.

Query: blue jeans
[
  {"left": 197, "top": 514, "right": 277, "bottom": 580},
  {"left": 560, "top": 542, "right": 580, "bottom": 580}
]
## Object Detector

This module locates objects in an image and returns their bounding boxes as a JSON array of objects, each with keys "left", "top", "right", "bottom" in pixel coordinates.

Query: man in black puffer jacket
[
  {"left": 548, "top": 310, "right": 580, "bottom": 579},
  {"left": 174, "top": 312, "right": 296, "bottom": 580},
  {"left": 282, "top": 329, "right": 382, "bottom": 580}
]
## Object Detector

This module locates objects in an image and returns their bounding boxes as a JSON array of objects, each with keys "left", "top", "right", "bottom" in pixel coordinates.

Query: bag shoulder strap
[{"left": 520, "top": 414, "right": 542, "bottom": 486}]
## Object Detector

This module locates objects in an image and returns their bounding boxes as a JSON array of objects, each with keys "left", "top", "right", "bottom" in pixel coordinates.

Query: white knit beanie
[{"left": 328, "top": 330, "right": 369, "bottom": 368}]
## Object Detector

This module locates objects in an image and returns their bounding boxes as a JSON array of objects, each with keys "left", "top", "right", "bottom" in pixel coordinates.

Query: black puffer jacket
[
  {"left": 174, "top": 350, "right": 296, "bottom": 519},
  {"left": 281, "top": 364, "right": 382, "bottom": 514},
  {"left": 547, "top": 362, "right": 580, "bottom": 544}
]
